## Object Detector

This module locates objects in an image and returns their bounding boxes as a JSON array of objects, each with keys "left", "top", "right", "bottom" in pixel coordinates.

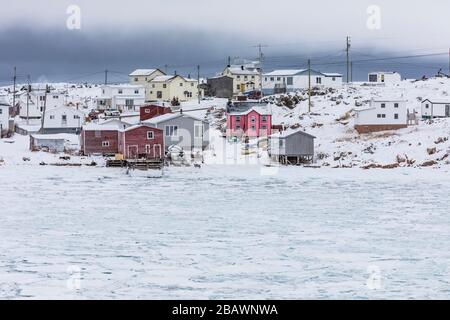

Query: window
[
  {"left": 425, "top": 104, "right": 429, "bottom": 109},
  {"left": 251, "top": 116, "right": 256, "bottom": 122},
  {"left": 369, "top": 74, "right": 378, "bottom": 82},
  {"left": 102, "top": 141, "right": 110, "bottom": 147},
  {"left": 0, "top": 109, "right": 2, "bottom": 114},
  {"left": 134, "top": 77, "right": 138, "bottom": 82},
  {"left": 236, "top": 125, "right": 241, "bottom": 130},
  {"left": 179, "top": 83, "right": 183, "bottom": 87},
  {"left": 237, "top": 75, "right": 241, "bottom": 79},
  {"left": 147, "top": 131, "right": 154, "bottom": 139},
  {"left": 145, "top": 109, "right": 150, "bottom": 114},
  {"left": 125, "top": 99, "right": 134, "bottom": 107},
  {"left": 74, "top": 115, "right": 80, "bottom": 119},
  {"left": 118, "top": 89, "right": 123, "bottom": 94},
  {"left": 277, "top": 77, "right": 281, "bottom": 81},
  {"left": 265, "top": 77, "right": 268, "bottom": 81},
  {"left": 381, "top": 103, "right": 386, "bottom": 108},
  {"left": 235, "top": 116, "right": 241, "bottom": 121},
  {"left": 394, "top": 114, "right": 399, "bottom": 119},
  {"left": 394, "top": 103, "right": 399, "bottom": 108},
  {"left": 194, "top": 124, "right": 203, "bottom": 138},
  {"left": 251, "top": 76, "right": 255, "bottom": 79},
  {"left": 191, "top": 83, "right": 194, "bottom": 87},
  {"left": 165, "top": 125, "right": 178, "bottom": 137},
  {"left": 261, "top": 125, "right": 267, "bottom": 130},
  {"left": 134, "top": 90, "right": 139, "bottom": 94},
  {"left": 163, "top": 84, "right": 167, "bottom": 89},
  {"left": 270, "top": 77, "right": 274, "bottom": 81},
  {"left": 287, "top": 77, "right": 293, "bottom": 85},
  {"left": 261, "top": 116, "right": 267, "bottom": 122},
  {"left": 145, "top": 145, "right": 151, "bottom": 153},
  {"left": 377, "top": 114, "right": 381, "bottom": 118},
  {"left": 279, "top": 139, "right": 284, "bottom": 147},
  {"left": 316, "top": 77, "right": 322, "bottom": 84},
  {"left": 40, "top": 96, "right": 46, "bottom": 101},
  {"left": 236, "top": 85, "right": 240, "bottom": 90},
  {"left": 244, "top": 76, "right": 248, "bottom": 80},
  {"left": 382, "top": 114, "right": 386, "bottom": 118},
  {"left": 95, "top": 131, "right": 101, "bottom": 138},
  {"left": 53, "top": 96, "right": 59, "bottom": 99},
  {"left": 49, "top": 115, "right": 55, "bottom": 120},
  {"left": 251, "top": 125, "right": 256, "bottom": 130},
  {"left": 40, "top": 107, "right": 44, "bottom": 112},
  {"left": 152, "top": 84, "right": 155, "bottom": 88},
  {"left": 332, "top": 77, "right": 336, "bottom": 81},
  {"left": 157, "top": 91, "right": 162, "bottom": 99},
  {"left": 62, "top": 115, "right": 67, "bottom": 121}
]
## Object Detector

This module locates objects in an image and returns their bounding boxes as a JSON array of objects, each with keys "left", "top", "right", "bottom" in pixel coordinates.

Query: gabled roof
[
  {"left": 270, "top": 128, "right": 316, "bottom": 139},
  {"left": 421, "top": 98, "right": 450, "bottom": 104},
  {"left": 229, "top": 106, "right": 271, "bottom": 116},
  {"left": 120, "top": 124, "right": 162, "bottom": 132},
  {"left": 143, "top": 112, "right": 207, "bottom": 124},
  {"left": 263, "top": 69, "right": 306, "bottom": 76},
  {"left": 129, "top": 69, "right": 163, "bottom": 76},
  {"left": 224, "top": 67, "right": 260, "bottom": 76},
  {"left": 46, "top": 106, "right": 84, "bottom": 115},
  {"left": 151, "top": 75, "right": 198, "bottom": 83}
]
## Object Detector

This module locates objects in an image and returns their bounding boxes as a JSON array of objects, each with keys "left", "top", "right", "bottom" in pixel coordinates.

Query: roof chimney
[
  {"left": 241, "top": 65, "right": 244, "bottom": 70},
  {"left": 180, "top": 108, "right": 183, "bottom": 114}
]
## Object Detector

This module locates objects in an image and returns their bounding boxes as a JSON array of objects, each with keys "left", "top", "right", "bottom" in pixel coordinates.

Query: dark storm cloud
[{"left": 0, "top": 27, "right": 257, "bottom": 83}]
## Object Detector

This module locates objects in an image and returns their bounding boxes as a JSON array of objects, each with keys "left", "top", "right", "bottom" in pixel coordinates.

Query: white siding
[{"left": 355, "top": 100, "right": 408, "bottom": 125}]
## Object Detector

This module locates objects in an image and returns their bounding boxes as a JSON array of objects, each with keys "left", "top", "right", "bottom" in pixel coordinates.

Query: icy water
[{"left": 1, "top": 165, "right": 450, "bottom": 299}]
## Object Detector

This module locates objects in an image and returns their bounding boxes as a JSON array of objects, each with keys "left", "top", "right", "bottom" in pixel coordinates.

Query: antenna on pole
[
  {"left": 104, "top": 69, "right": 108, "bottom": 85},
  {"left": 26, "top": 75, "right": 31, "bottom": 125},
  {"left": 12, "top": 67, "right": 16, "bottom": 111},
  {"left": 164, "top": 64, "right": 168, "bottom": 74},
  {"left": 308, "top": 59, "right": 312, "bottom": 113},
  {"left": 197, "top": 65, "right": 201, "bottom": 104},
  {"left": 253, "top": 44, "right": 268, "bottom": 99},
  {"left": 346, "top": 36, "right": 351, "bottom": 83}
]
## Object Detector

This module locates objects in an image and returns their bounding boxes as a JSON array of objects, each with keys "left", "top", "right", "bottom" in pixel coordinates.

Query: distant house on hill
[
  {"left": 18, "top": 89, "right": 66, "bottom": 119},
  {"left": 129, "top": 68, "right": 166, "bottom": 101},
  {"left": 97, "top": 85, "right": 146, "bottom": 113},
  {"left": 262, "top": 69, "right": 342, "bottom": 95},
  {"left": 0, "top": 96, "right": 11, "bottom": 137},
  {"left": 367, "top": 71, "right": 401, "bottom": 85},
  {"left": 147, "top": 75, "right": 200, "bottom": 102},
  {"left": 222, "top": 65, "right": 261, "bottom": 96},
  {"left": 421, "top": 99, "right": 450, "bottom": 119},
  {"left": 226, "top": 106, "right": 272, "bottom": 138},
  {"left": 206, "top": 75, "right": 234, "bottom": 99},
  {"left": 354, "top": 99, "right": 408, "bottom": 133}
]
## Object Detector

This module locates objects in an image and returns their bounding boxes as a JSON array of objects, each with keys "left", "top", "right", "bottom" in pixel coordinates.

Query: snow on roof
[
  {"left": 263, "top": 69, "right": 306, "bottom": 76},
  {"left": 46, "top": 106, "right": 85, "bottom": 115},
  {"left": 30, "top": 133, "right": 73, "bottom": 140},
  {"left": 82, "top": 123, "right": 122, "bottom": 131},
  {"left": 270, "top": 128, "right": 316, "bottom": 139},
  {"left": 323, "top": 72, "right": 343, "bottom": 77},
  {"left": 143, "top": 112, "right": 206, "bottom": 124},
  {"left": 226, "top": 67, "right": 260, "bottom": 76},
  {"left": 129, "top": 69, "right": 158, "bottom": 76},
  {"left": 102, "top": 84, "right": 144, "bottom": 89},
  {"left": 151, "top": 75, "right": 177, "bottom": 82},
  {"left": 229, "top": 106, "right": 271, "bottom": 116},
  {"left": 0, "top": 95, "right": 9, "bottom": 106},
  {"left": 120, "top": 124, "right": 161, "bottom": 132},
  {"left": 422, "top": 98, "right": 450, "bottom": 104},
  {"left": 369, "top": 71, "right": 400, "bottom": 75}
]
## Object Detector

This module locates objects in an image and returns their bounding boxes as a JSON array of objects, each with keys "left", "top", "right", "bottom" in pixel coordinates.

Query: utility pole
[
  {"left": 104, "top": 69, "right": 108, "bottom": 85},
  {"left": 164, "top": 64, "right": 168, "bottom": 74},
  {"left": 197, "top": 65, "right": 201, "bottom": 104},
  {"left": 448, "top": 48, "right": 450, "bottom": 78},
  {"left": 346, "top": 36, "right": 351, "bottom": 83},
  {"left": 308, "top": 59, "right": 312, "bottom": 113},
  {"left": 227, "top": 56, "right": 231, "bottom": 67},
  {"left": 254, "top": 44, "right": 267, "bottom": 99},
  {"left": 12, "top": 67, "right": 16, "bottom": 112},
  {"left": 40, "top": 85, "right": 49, "bottom": 133},
  {"left": 26, "top": 75, "right": 31, "bottom": 125}
]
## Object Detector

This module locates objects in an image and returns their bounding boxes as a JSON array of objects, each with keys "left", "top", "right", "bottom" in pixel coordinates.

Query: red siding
[
  {"left": 226, "top": 110, "right": 272, "bottom": 137},
  {"left": 140, "top": 105, "right": 172, "bottom": 122},
  {"left": 81, "top": 130, "right": 119, "bottom": 155},
  {"left": 118, "top": 126, "right": 164, "bottom": 159}
]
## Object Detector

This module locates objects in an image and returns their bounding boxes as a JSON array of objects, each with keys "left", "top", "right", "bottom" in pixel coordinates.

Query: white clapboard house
[
  {"left": 421, "top": 99, "right": 450, "bottom": 119},
  {"left": 354, "top": 99, "right": 408, "bottom": 133}
]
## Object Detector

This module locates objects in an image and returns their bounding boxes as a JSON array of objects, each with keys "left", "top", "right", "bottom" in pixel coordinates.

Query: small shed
[
  {"left": 268, "top": 129, "right": 315, "bottom": 164},
  {"left": 118, "top": 124, "right": 164, "bottom": 159},
  {"left": 140, "top": 105, "right": 172, "bottom": 122},
  {"left": 30, "top": 134, "right": 67, "bottom": 152}
]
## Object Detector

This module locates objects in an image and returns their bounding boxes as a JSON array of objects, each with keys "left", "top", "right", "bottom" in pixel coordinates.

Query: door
[
  {"left": 446, "top": 105, "right": 450, "bottom": 117},
  {"left": 153, "top": 144, "right": 162, "bottom": 159},
  {"left": 127, "top": 145, "right": 138, "bottom": 159}
]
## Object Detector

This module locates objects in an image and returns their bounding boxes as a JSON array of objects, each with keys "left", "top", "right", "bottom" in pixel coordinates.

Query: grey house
[
  {"left": 268, "top": 129, "right": 315, "bottom": 164},
  {"left": 143, "top": 112, "right": 209, "bottom": 151},
  {"left": 207, "top": 75, "right": 234, "bottom": 99}
]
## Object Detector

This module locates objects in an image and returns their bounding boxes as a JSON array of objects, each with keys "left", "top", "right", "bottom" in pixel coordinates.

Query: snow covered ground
[
  {"left": 1, "top": 165, "right": 450, "bottom": 299},
  {"left": 1, "top": 79, "right": 450, "bottom": 299}
]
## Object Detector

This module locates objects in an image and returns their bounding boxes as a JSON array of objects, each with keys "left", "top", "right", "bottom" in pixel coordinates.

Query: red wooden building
[
  {"left": 140, "top": 105, "right": 172, "bottom": 122},
  {"left": 226, "top": 107, "right": 272, "bottom": 138},
  {"left": 80, "top": 124, "right": 120, "bottom": 156},
  {"left": 118, "top": 124, "right": 164, "bottom": 159}
]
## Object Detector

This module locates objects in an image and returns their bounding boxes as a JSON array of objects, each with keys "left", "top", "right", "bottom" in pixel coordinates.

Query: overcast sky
[{"left": 1, "top": 0, "right": 449, "bottom": 83}]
